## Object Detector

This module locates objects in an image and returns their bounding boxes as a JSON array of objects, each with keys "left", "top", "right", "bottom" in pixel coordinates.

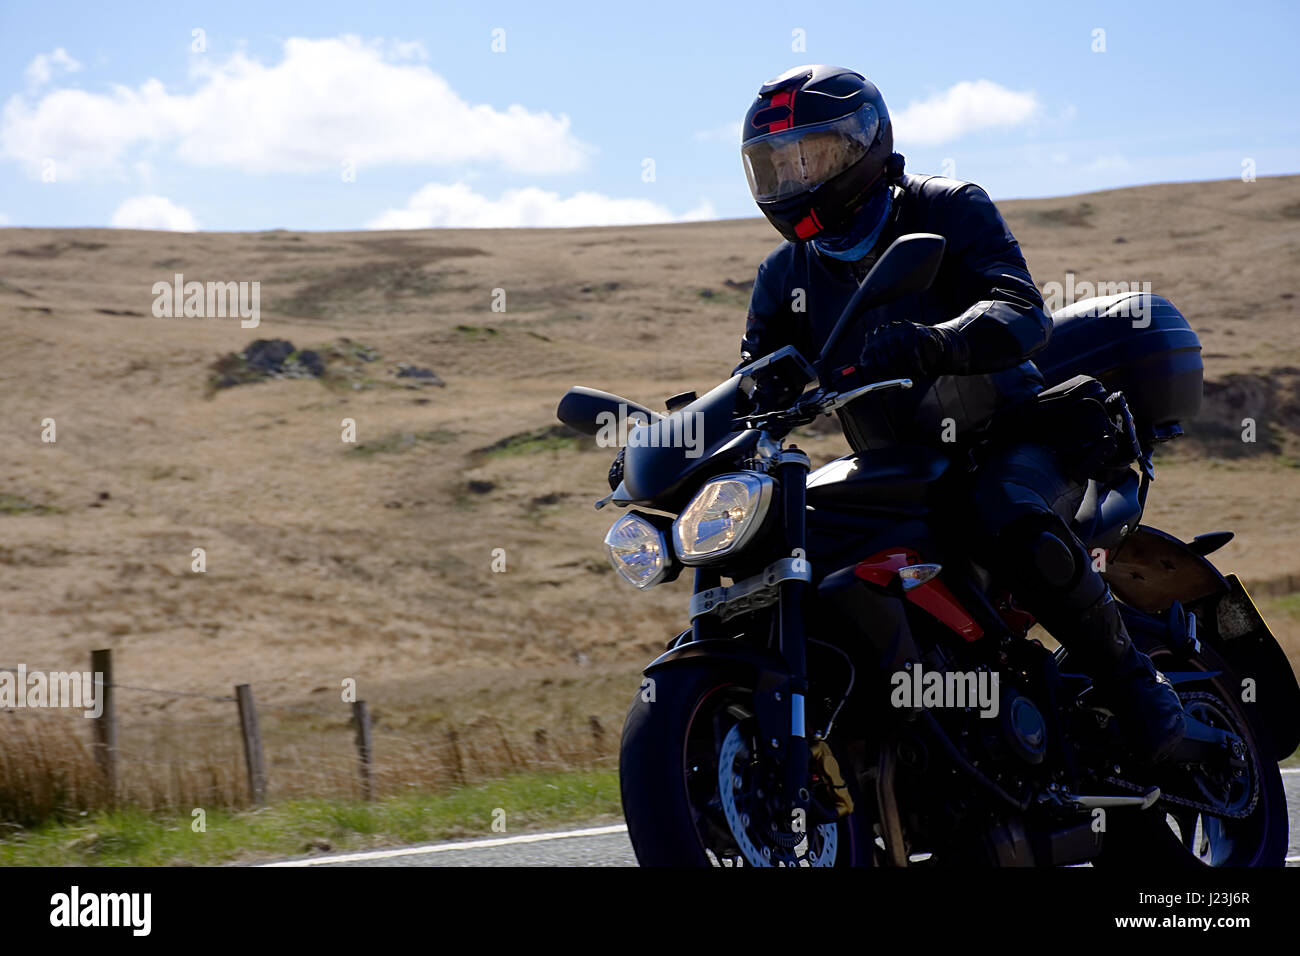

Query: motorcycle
[{"left": 555, "top": 233, "right": 1299, "bottom": 867}]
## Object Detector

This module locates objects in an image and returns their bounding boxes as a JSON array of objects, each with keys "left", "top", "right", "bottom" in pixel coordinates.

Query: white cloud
[
  {"left": 2, "top": 36, "right": 590, "bottom": 180},
  {"left": 893, "top": 80, "right": 1039, "bottom": 146},
  {"left": 385, "top": 39, "right": 428, "bottom": 61},
  {"left": 0, "top": 212, "right": 9, "bottom": 225},
  {"left": 24, "top": 48, "right": 82, "bottom": 88},
  {"left": 110, "top": 195, "right": 198, "bottom": 231},
  {"left": 678, "top": 199, "right": 717, "bottom": 222},
  {"left": 368, "top": 183, "right": 716, "bottom": 229}
]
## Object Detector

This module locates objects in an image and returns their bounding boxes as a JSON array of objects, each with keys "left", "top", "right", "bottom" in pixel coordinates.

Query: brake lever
[{"left": 820, "top": 376, "right": 913, "bottom": 412}]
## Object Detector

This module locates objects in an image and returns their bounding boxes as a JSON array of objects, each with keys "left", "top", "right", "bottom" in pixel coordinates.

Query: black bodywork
[{"left": 558, "top": 234, "right": 1300, "bottom": 866}]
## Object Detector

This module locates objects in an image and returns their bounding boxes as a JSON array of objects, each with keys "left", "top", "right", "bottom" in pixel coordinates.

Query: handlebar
[{"left": 732, "top": 376, "right": 913, "bottom": 432}]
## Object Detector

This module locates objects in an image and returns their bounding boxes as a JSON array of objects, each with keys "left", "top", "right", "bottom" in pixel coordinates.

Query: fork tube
[
  {"left": 776, "top": 450, "right": 810, "bottom": 677},
  {"left": 691, "top": 569, "right": 721, "bottom": 641},
  {"left": 775, "top": 447, "right": 812, "bottom": 815}
]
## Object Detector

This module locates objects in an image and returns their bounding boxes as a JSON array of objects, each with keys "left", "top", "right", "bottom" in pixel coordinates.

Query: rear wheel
[
  {"left": 1094, "top": 642, "right": 1288, "bottom": 867},
  {"left": 619, "top": 660, "right": 869, "bottom": 867}
]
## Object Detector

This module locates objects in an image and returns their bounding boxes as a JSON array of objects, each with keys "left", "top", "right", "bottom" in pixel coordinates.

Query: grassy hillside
[{"left": 1, "top": 175, "right": 1297, "bottom": 814}]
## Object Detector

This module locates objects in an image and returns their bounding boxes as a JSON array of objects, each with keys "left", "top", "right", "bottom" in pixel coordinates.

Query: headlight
[
  {"left": 672, "top": 473, "right": 774, "bottom": 565},
  {"left": 604, "top": 513, "right": 670, "bottom": 589}
]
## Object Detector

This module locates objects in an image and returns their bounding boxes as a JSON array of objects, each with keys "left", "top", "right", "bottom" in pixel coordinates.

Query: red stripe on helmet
[
  {"left": 763, "top": 90, "right": 795, "bottom": 132},
  {"left": 794, "top": 212, "right": 821, "bottom": 239}
]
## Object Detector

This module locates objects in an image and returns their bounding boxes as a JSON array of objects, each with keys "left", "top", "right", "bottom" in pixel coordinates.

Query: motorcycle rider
[{"left": 734, "top": 65, "right": 1186, "bottom": 763}]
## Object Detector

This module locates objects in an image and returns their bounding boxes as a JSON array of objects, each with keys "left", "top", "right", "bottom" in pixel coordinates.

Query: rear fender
[
  {"left": 1189, "top": 574, "right": 1300, "bottom": 760},
  {"left": 1107, "top": 526, "right": 1300, "bottom": 760},
  {"left": 1104, "top": 525, "right": 1227, "bottom": 614}
]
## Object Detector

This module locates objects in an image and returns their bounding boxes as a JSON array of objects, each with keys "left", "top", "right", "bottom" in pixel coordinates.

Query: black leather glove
[
  {"left": 607, "top": 447, "right": 625, "bottom": 491},
  {"left": 858, "top": 320, "right": 962, "bottom": 380}
]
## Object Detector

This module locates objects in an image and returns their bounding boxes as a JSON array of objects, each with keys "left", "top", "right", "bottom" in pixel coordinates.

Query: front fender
[
  {"left": 643, "top": 638, "right": 798, "bottom": 755},
  {"left": 644, "top": 638, "right": 791, "bottom": 682}
]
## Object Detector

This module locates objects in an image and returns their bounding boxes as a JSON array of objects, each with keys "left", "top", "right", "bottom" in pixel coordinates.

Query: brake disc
[{"left": 716, "top": 723, "right": 838, "bottom": 867}]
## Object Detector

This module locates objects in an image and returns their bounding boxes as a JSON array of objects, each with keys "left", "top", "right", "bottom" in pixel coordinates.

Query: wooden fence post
[
  {"left": 90, "top": 649, "right": 117, "bottom": 800},
  {"left": 352, "top": 700, "right": 373, "bottom": 801},
  {"left": 235, "top": 684, "right": 266, "bottom": 805}
]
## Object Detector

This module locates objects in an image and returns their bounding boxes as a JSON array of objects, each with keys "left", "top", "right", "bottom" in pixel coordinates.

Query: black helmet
[{"left": 741, "top": 65, "right": 901, "bottom": 243}]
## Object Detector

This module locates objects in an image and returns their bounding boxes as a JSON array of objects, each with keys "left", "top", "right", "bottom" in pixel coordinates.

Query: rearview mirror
[
  {"left": 556, "top": 386, "right": 660, "bottom": 436},
  {"left": 817, "top": 233, "right": 946, "bottom": 371}
]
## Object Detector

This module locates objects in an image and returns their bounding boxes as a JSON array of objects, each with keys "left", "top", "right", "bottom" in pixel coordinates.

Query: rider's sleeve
[
  {"left": 734, "top": 251, "right": 791, "bottom": 374},
  {"left": 930, "top": 184, "right": 1053, "bottom": 375}
]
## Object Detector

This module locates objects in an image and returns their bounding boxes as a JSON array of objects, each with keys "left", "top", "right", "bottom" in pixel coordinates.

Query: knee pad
[
  {"left": 1030, "top": 529, "right": 1077, "bottom": 588},
  {"left": 991, "top": 511, "right": 1106, "bottom": 614}
]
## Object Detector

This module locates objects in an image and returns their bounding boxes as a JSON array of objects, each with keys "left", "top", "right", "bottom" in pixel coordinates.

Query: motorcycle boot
[
  {"left": 997, "top": 513, "right": 1187, "bottom": 765},
  {"left": 1053, "top": 590, "right": 1188, "bottom": 765}
]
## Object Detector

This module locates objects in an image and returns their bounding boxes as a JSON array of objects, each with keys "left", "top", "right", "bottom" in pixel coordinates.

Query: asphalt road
[{"left": 264, "top": 770, "right": 1300, "bottom": 867}]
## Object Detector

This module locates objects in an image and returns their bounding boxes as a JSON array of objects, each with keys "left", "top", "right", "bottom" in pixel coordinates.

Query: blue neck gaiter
[{"left": 812, "top": 185, "right": 893, "bottom": 261}]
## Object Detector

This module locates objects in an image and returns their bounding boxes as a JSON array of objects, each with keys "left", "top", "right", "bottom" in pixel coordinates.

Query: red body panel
[{"left": 853, "top": 548, "right": 985, "bottom": 642}]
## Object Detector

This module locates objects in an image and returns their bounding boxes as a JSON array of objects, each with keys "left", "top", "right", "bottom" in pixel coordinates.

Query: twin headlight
[
  {"left": 672, "top": 473, "right": 774, "bottom": 563},
  {"left": 603, "top": 513, "right": 671, "bottom": 589},
  {"left": 604, "top": 473, "right": 775, "bottom": 588}
]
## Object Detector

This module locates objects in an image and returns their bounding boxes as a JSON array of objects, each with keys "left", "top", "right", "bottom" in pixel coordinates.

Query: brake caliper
[{"left": 810, "top": 739, "right": 854, "bottom": 817}]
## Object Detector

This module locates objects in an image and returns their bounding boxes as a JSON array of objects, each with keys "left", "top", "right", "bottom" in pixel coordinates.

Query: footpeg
[{"left": 1065, "top": 787, "right": 1160, "bottom": 810}]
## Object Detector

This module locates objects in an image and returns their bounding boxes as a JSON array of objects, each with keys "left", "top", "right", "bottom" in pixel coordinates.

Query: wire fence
[{"left": 0, "top": 650, "right": 616, "bottom": 825}]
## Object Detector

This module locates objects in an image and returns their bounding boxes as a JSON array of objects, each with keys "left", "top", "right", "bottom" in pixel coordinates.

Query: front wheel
[{"left": 619, "top": 660, "right": 870, "bottom": 867}]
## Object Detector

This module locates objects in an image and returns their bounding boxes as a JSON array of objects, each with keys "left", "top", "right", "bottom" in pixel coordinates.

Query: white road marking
[
  {"left": 259, "top": 823, "right": 629, "bottom": 867},
  {"left": 262, "top": 768, "right": 1299, "bottom": 866}
]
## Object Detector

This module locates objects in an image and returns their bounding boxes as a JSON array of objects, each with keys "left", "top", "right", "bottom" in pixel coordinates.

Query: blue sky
[{"left": 1, "top": 0, "right": 1296, "bottom": 231}]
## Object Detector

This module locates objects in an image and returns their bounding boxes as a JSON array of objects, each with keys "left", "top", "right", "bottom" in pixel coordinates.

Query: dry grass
[
  {"left": 0, "top": 687, "right": 621, "bottom": 826},
  {"left": 0, "top": 712, "right": 110, "bottom": 825},
  {"left": 0, "top": 175, "right": 1298, "bottom": 823}
]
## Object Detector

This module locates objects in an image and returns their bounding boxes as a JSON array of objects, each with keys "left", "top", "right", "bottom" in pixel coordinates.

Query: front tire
[{"left": 619, "top": 659, "right": 868, "bottom": 867}]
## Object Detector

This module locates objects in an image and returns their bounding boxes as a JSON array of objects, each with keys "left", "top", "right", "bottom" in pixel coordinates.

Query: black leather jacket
[{"left": 737, "top": 174, "right": 1052, "bottom": 451}]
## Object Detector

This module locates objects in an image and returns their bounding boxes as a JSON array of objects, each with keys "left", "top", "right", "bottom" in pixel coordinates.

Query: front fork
[
  {"left": 685, "top": 446, "right": 817, "bottom": 831},
  {"left": 773, "top": 448, "right": 813, "bottom": 822}
]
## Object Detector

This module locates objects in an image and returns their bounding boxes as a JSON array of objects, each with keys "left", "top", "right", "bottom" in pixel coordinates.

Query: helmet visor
[{"left": 742, "top": 103, "right": 880, "bottom": 203}]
